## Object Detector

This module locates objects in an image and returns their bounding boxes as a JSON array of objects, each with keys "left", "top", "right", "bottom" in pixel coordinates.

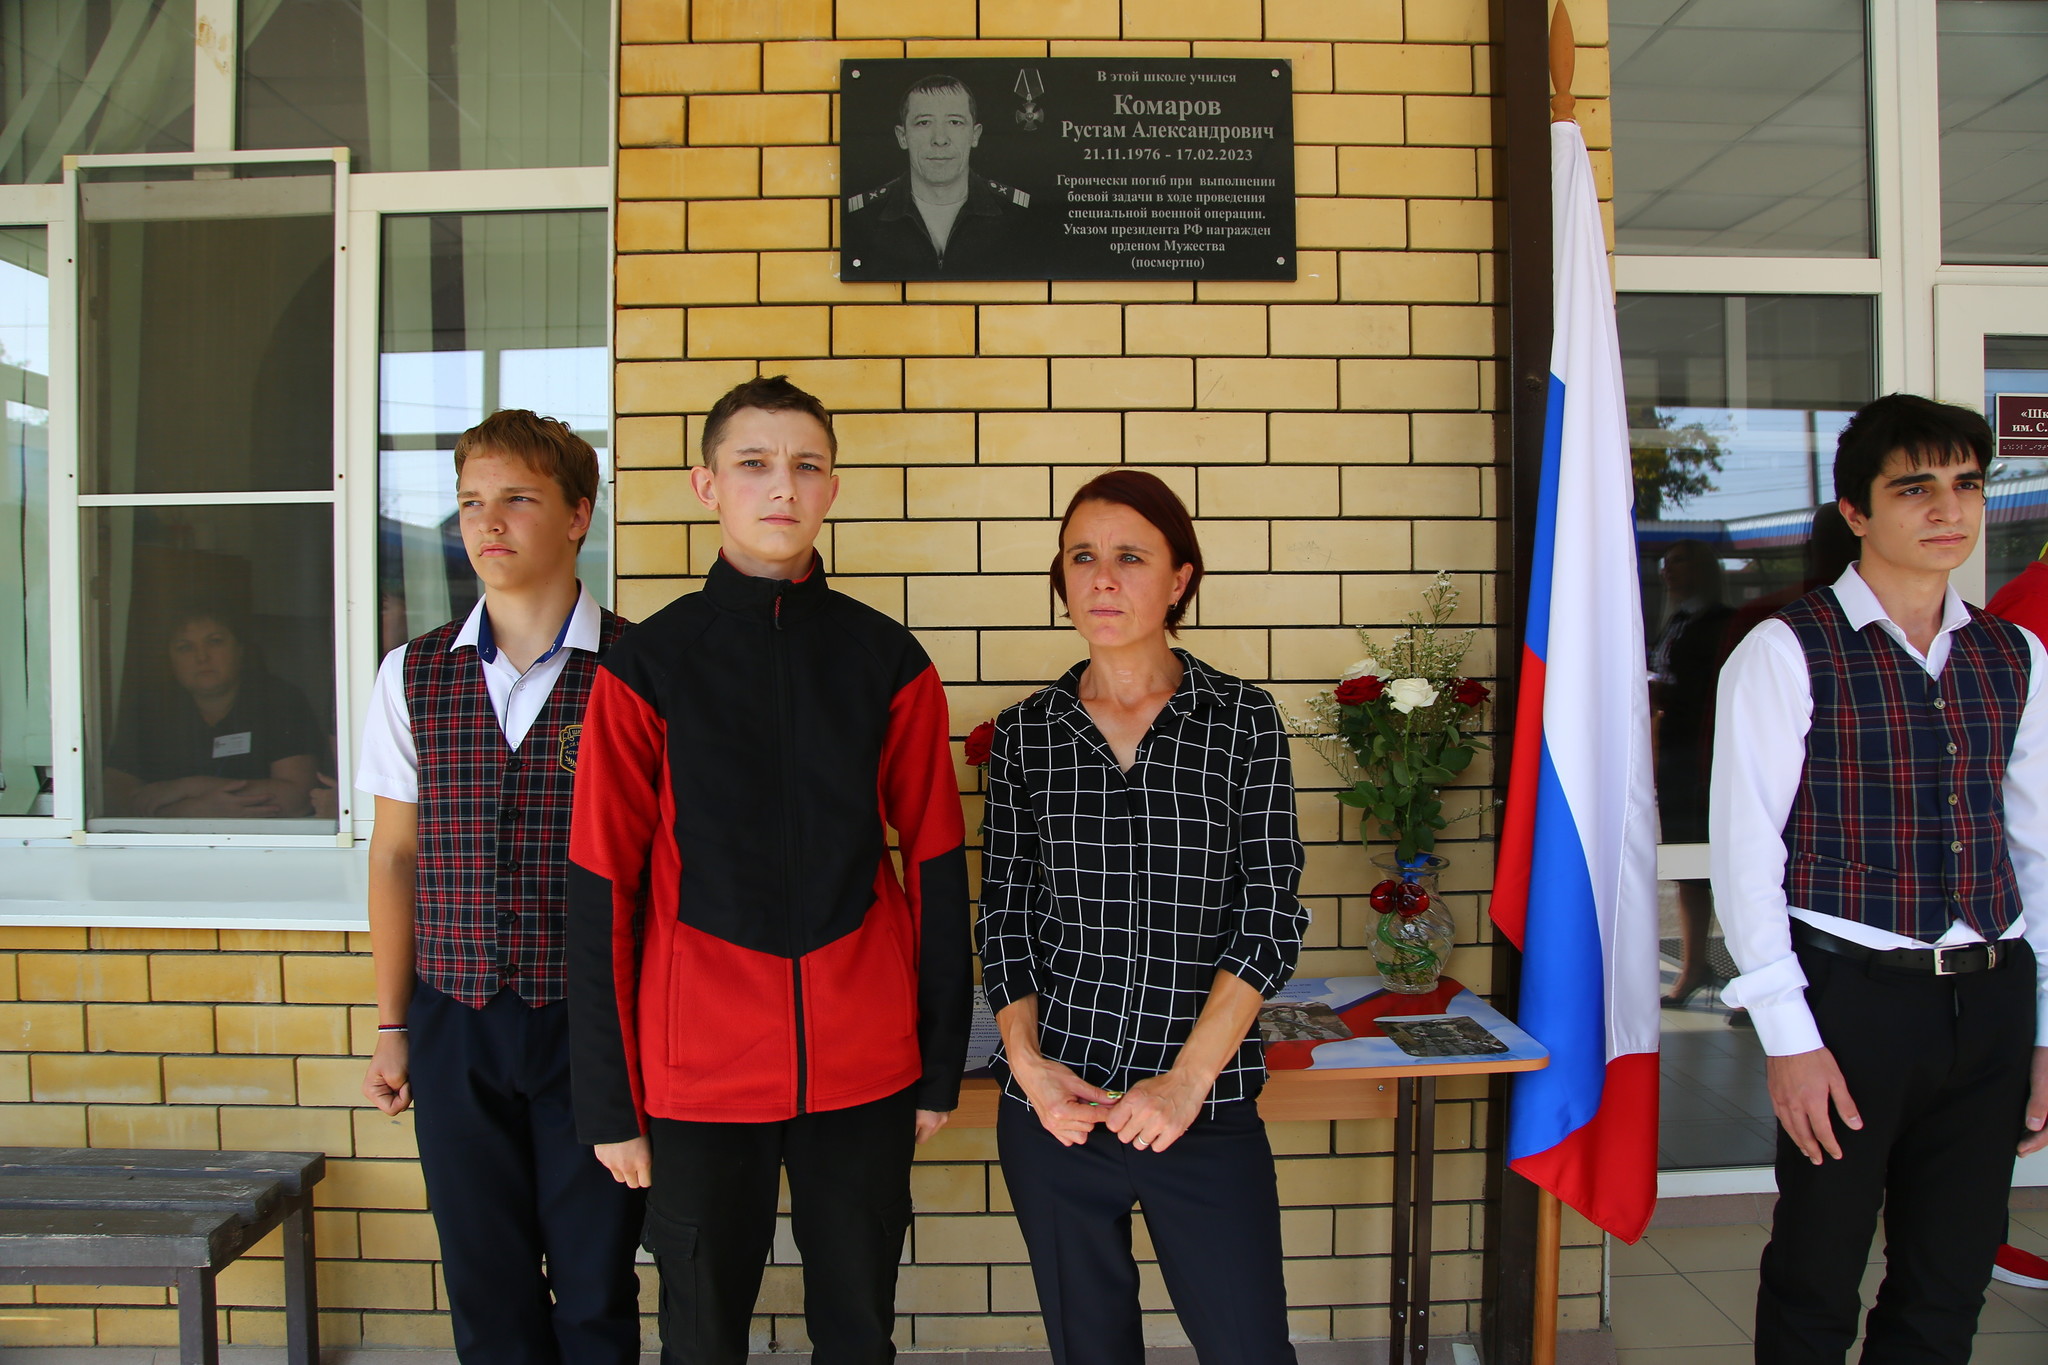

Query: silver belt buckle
[{"left": 1932, "top": 942, "right": 1994, "bottom": 975}]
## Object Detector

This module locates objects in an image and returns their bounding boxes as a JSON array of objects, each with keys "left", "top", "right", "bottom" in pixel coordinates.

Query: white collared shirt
[
  {"left": 1710, "top": 564, "right": 2048, "bottom": 1054},
  {"left": 354, "top": 587, "right": 603, "bottom": 805}
]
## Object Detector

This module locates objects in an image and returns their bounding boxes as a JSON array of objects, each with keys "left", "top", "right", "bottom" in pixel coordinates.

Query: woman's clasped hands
[
  {"left": 1014, "top": 1053, "right": 1206, "bottom": 1153},
  {"left": 1101, "top": 1071, "right": 1207, "bottom": 1154}
]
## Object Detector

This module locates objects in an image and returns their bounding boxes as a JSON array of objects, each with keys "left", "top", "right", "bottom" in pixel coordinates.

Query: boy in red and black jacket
[{"left": 567, "top": 375, "right": 969, "bottom": 1365}]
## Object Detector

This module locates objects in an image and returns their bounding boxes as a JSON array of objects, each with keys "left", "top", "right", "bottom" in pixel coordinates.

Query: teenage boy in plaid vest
[
  {"left": 1711, "top": 394, "right": 2048, "bottom": 1365},
  {"left": 356, "top": 411, "right": 643, "bottom": 1365},
  {"left": 566, "top": 375, "right": 970, "bottom": 1365}
]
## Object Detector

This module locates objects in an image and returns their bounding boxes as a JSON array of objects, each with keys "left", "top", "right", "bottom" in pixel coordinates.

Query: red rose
[
  {"left": 1454, "top": 678, "right": 1490, "bottom": 708},
  {"left": 964, "top": 721, "right": 996, "bottom": 768},
  {"left": 1335, "top": 675, "right": 1384, "bottom": 706}
]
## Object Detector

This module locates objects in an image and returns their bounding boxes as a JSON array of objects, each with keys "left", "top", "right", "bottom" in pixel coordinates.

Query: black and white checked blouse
[{"left": 977, "top": 649, "right": 1307, "bottom": 1112}]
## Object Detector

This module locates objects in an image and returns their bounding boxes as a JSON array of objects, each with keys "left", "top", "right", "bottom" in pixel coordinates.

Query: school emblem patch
[{"left": 557, "top": 723, "right": 582, "bottom": 774}]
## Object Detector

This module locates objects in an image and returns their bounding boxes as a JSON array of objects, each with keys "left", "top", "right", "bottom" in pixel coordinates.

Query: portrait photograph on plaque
[{"left": 839, "top": 58, "right": 1296, "bottom": 283}]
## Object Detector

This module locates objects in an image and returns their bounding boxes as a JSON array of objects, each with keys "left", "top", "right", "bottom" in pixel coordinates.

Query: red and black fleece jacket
[{"left": 566, "top": 555, "right": 970, "bottom": 1140}]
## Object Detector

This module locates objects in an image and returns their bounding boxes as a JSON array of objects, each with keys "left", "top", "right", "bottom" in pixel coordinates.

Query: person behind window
[
  {"left": 979, "top": 470, "right": 1307, "bottom": 1365},
  {"left": 1650, "top": 540, "right": 1734, "bottom": 1007},
  {"left": 102, "top": 604, "right": 318, "bottom": 818}
]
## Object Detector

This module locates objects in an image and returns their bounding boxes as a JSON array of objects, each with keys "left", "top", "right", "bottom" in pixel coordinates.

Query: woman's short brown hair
[
  {"left": 1050, "top": 470, "right": 1204, "bottom": 634},
  {"left": 453, "top": 410, "right": 601, "bottom": 546}
]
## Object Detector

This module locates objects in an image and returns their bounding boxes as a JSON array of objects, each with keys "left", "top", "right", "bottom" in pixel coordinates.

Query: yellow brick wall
[
  {"left": 0, "top": 927, "right": 489, "bottom": 1350},
  {"left": 1, "top": 0, "right": 1619, "bottom": 1352},
  {"left": 604, "top": 0, "right": 1609, "bottom": 1351}
]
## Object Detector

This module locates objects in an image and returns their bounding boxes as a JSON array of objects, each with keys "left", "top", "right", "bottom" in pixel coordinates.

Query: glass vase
[{"left": 1369, "top": 853, "right": 1456, "bottom": 994}]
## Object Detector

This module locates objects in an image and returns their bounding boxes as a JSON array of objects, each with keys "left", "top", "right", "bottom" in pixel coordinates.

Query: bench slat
[
  {"left": 0, "top": 1174, "right": 281, "bottom": 1221},
  {"left": 0, "top": 1148, "right": 324, "bottom": 1196},
  {"left": 0, "top": 1208, "right": 241, "bottom": 1270}
]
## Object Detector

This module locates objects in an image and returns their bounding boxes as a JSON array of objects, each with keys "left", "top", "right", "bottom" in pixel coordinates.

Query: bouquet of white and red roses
[{"left": 1296, "top": 572, "right": 1492, "bottom": 867}]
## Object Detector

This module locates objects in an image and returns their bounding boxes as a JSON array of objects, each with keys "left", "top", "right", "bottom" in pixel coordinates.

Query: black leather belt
[{"left": 1792, "top": 919, "right": 2012, "bottom": 976}]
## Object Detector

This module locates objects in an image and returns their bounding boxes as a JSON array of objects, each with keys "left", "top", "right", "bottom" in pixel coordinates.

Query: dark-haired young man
[
  {"left": 567, "top": 375, "right": 970, "bottom": 1365},
  {"left": 356, "top": 410, "right": 643, "bottom": 1364},
  {"left": 1711, "top": 393, "right": 2048, "bottom": 1364}
]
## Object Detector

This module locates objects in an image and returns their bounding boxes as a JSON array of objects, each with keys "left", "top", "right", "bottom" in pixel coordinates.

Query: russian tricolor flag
[{"left": 1489, "top": 120, "right": 1663, "bottom": 1244}]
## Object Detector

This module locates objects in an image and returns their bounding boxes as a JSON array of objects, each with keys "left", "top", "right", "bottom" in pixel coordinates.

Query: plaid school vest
[
  {"left": 402, "top": 609, "right": 625, "bottom": 1008},
  {"left": 1778, "top": 589, "right": 2030, "bottom": 942}
]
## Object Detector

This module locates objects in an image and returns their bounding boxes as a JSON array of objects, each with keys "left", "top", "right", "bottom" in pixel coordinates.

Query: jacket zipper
[{"left": 773, "top": 585, "right": 808, "bottom": 1113}]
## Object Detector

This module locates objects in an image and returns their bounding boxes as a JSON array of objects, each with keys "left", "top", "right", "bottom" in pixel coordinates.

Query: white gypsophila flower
[
  {"left": 1339, "top": 657, "right": 1377, "bottom": 681},
  {"left": 1387, "top": 677, "right": 1438, "bottom": 714}
]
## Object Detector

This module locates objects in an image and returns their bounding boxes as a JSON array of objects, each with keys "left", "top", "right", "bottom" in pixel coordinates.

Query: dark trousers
[
  {"left": 408, "top": 979, "right": 646, "bottom": 1365},
  {"left": 997, "top": 1094, "right": 1296, "bottom": 1365},
  {"left": 1755, "top": 940, "right": 2036, "bottom": 1365},
  {"left": 644, "top": 1086, "right": 917, "bottom": 1365}
]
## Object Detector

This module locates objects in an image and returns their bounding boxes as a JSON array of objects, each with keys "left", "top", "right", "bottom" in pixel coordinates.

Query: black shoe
[{"left": 1661, "top": 976, "right": 1725, "bottom": 1009}]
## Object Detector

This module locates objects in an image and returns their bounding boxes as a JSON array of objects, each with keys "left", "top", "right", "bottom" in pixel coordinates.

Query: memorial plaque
[
  {"left": 1997, "top": 393, "right": 2048, "bottom": 459},
  {"left": 839, "top": 58, "right": 1296, "bottom": 282}
]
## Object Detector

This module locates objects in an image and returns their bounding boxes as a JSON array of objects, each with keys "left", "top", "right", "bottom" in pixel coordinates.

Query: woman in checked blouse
[{"left": 978, "top": 470, "right": 1307, "bottom": 1365}]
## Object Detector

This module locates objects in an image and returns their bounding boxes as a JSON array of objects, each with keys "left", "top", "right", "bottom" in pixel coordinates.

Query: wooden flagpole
[
  {"left": 1533, "top": 1187, "right": 1561, "bottom": 1365},
  {"left": 1550, "top": 2, "right": 1576, "bottom": 124}
]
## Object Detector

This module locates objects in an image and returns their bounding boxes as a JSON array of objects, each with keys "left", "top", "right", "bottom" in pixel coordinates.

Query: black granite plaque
[{"left": 839, "top": 58, "right": 1296, "bottom": 282}]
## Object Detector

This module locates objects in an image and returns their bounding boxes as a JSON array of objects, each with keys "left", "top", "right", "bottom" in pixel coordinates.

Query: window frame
[
  {"left": 1616, "top": 1, "right": 2048, "bottom": 434},
  {"left": 0, "top": 1, "right": 614, "bottom": 851},
  {"left": 63, "top": 146, "right": 350, "bottom": 849}
]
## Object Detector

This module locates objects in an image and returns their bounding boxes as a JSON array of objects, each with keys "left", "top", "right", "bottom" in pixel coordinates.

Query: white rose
[
  {"left": 1387, "top": 678, "right": 1439, "bottom": 714},
  {"left": 1340, "top": 657, "right": 1377, "bottom": 680}
]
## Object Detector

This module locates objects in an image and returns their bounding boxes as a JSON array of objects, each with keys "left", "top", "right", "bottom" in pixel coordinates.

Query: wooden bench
[{"left": 0, "top": 1147, "right": 323, "bottom": 1365}]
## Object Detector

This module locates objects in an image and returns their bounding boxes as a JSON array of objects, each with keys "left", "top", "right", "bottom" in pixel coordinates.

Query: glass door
[
  {"left": 1621, "top": 292, "right": 1879, "bottom": 1179},
  {"left": 1933, "top": 282, "right": 2048, "bottom": 1186}
]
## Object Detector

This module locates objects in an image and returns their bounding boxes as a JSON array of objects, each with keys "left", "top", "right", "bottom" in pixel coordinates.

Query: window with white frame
[
  {"left": 80, "top": 157, "right": 342, "bottom": 835},
  {"left": 1936, "top": 0, "right": 2048, "bottom": 265},
  {"left": 1611, "top": 0, "right": 1873, "bottom": 259},
  {"left": 0, "top": 0, "right": 611, "bottom": 850},
  {"left": 378, "top": 209, "right": 611, "bottom": 655}
]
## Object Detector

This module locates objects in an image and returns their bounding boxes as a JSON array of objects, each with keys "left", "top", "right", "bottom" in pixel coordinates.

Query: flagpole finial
[{"left": 1550, "top": 2, "right": 1577, "bottom": 123}]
